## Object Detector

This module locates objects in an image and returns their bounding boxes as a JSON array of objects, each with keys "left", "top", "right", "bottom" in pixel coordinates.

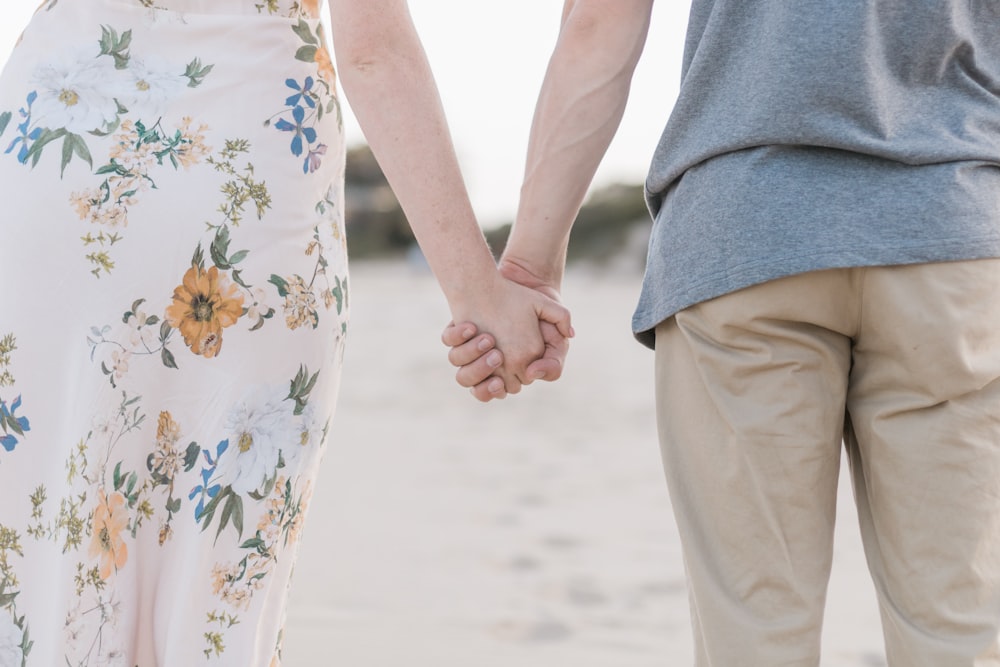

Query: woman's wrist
[{"left": 440, "top": 261, "right": 504, "bottom": 316}]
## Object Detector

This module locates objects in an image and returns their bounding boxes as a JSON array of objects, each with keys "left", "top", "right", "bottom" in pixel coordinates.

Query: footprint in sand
[
  {"left": 564, "top": 578, "right": 611, "bottom": 607},
  {"left": 540, "top": 534, "right": 585, "bottom": 551},
  {"left": 507, "top": 554, "right": 544, "bottom": 572},
  {"left": 492, "top": 618, "right": 575, "bottom": 644}
]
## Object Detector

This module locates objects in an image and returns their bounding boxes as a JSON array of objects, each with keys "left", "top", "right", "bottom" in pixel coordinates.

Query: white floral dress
[{"left": 0, "top": 0, "right": 348, "bottom": 664}]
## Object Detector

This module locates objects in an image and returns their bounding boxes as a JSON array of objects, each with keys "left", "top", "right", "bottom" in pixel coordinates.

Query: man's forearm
[{"left": 503, "top": 0, "right": 654, "bottom": 289}]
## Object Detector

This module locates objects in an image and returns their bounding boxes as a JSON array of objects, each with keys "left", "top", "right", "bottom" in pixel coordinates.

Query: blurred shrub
[{"left": 345, "top": 145, "right": 651, "bottom": 264}]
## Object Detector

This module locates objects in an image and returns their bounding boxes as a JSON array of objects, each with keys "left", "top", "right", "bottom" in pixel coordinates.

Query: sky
[{"left": 1, "top": 1, "right": 689, "bottom": 226}]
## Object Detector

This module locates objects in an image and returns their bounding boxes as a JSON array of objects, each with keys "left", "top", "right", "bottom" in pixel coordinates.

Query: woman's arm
[{"left": 328, "top": 0, "right": 573, "bottom": 390}]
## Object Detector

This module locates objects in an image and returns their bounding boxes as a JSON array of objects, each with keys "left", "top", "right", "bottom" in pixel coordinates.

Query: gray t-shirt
[{"left": 633, "top": 0, "right": 1000, "bottom": 348}]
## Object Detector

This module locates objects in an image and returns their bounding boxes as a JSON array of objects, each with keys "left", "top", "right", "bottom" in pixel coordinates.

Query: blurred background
[{"left": 1, "top": 2, "right": 885, "bottom": 664}]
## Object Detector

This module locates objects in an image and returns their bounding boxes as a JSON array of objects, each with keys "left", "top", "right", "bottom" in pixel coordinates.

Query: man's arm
[
  {"left": 446, "top": 0, "right": 654, "bottom": 401},
  {"left": 503, "top": 0, "right": 654, "bottom": 289}
]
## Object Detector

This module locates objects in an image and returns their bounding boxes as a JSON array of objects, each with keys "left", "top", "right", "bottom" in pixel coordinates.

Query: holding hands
[
  {"left": 442, "top": 259, "right": 573, "bottom": 402},
  {"left": 333, "top": 0, "right": 649, "bottom": 406},
  {"left": 436, "top": 0, "right": 652, "bottom": 403}
]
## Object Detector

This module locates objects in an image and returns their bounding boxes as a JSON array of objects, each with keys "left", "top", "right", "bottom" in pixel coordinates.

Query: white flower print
[
  {"left": 96, "top": 645, "right": 128, "bottom": 667},
  {"left": 110, "top": 349, "right": 131, "bottom": 381},
  {"left": 284, "top": 403, "right": 322, "bottom": 470},
  {"left": 126, "top": 309, "right": 158, "bottom": 350},
  {"left": 0, "top": 613, "right": 23, "bottom": 666},
  {"left": 100, "top": 591, "right": 123, "bottom": 627},
  {"left": 246, "top": 287, "right": 271, "bottom": 323},
  {"left": 216, "top": 385, "right": 296, "bottom": 495},
  {"left": 31, "top": 52, "right": 120, "bottom": 134},
  {"left": 315, "top": 222, "right": 339, "bottom": 257},
  {"left": 115, "top": 56, "right": 186, "bottom": 115},
  {"left": 64, "top": 601, "right": 84, "bottom": 641}
]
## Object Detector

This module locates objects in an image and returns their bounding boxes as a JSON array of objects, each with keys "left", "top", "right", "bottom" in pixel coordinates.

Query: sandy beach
[{"left": 282, "top": 259, "right": 887, "bottom": 666}]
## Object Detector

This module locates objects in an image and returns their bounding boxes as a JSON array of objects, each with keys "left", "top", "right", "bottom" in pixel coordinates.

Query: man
[{"left": 445, "top": 0, "right": 1000, "bottom": 665}]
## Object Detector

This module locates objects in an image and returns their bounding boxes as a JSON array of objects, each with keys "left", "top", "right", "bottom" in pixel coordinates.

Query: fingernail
[
  {"left": 486, "top": 351, "right": 502, "bottom": 367},
  {"left": 462, "top": 327, "right": 475, "bottom": 339},
  {"left": 477, "top": 337, "right": 492, "bottom": 352},
  {"left": 488, "top": 378, "right": 504, "bottom": 394},
  {"left": 532, "top": 370, "right": 546, "bottom": 380}
]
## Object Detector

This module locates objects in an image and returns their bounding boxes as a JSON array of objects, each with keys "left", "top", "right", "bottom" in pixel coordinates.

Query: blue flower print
[
  {"left": 189, "top": 438, "right": 228, "bottom": 519},
  {"left": 4, "top": 91, "right": 43, "bottom": 165},
  {"left": 304, "top": 143, "right": 327, "bottom": 174},
  {"left": 0, "top": 394, "right": 31, "bottom": 452},
  {"left": 274, "top": 105, "right": 317, "bottom": 157},
  {"left": 284, "top": 77, "right": 316, "bottom": 109}
]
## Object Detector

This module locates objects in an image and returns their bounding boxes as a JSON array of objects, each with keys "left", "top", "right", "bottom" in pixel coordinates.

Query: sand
[{"left": 282, "top": 259, "right": 887, "bottom": 666}]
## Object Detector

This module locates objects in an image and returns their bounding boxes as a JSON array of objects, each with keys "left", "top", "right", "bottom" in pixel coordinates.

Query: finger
[
  {"left": 455, "top": 348, "right": 504, "bottom": 388},
  {"left": 536, "top": 300, "right": 574, "bottom": 339},
  {"left": 447, "top": 333, "right": 496, "bottom": 367},
  {"left": 525, "top": 321, "right": 570, "bottom": 382},
  {"left": 470, "top": 376, "right": 507, "bottom": 402},
  {"left": 526, "top": 356, "right": 563, "bottom": 382},
  {"left": 497, "top": 367, "right": 523, "bottom": 395},
  {"left": 441, "top": 320, "right": 477, "bottom": 347}
]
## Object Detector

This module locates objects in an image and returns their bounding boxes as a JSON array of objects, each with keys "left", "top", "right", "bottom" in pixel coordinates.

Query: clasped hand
[{"left": 441, "top": 262, "right": 572, "bottom": 402}]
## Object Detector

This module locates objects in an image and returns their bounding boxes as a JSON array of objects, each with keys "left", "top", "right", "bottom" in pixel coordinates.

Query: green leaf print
[
  {"left": 332, "top": 276, "right": 347, "bottom": 315},
  {"left": 60, "top": 133, "right": 93, "bottom": 177},
  {"left": 98, "top": 25, "right": 132, "bottom": 70},
  {"left": 208, "top": 226, "right": 250, "bottom": 271},
  {"left": 184, "top": 58, "right": 215, "bottom": 88},
  {"left": 268, "top": 275, "right": 289, "bottom": 297},
  {"left": 0, "top": 112, "right": 11, "bottom": 139},
  {"left": 201, "top": 487, "right": 245, "bottom": 543},
  {"left": 0, "top": 334, "right": 16, "bottom": 388},
  {"left": 294, "top": 45, "right": 318, "bottom": 63},
  {"left": 160, "top": 346, "right": 178, "bottom": 370},
  {"left": 217, "top": 492, "right": 244, "bottom": 540},
  {"left": 23, "top": 127, "right": 65, "bottom": 168},
  {"left": 178, "top": 443, "right": 199, "bottom": 474},
  {"left": 291, "top": 19, "right": 319, "bottom": 46},
  {"left": 210, "top": 227, "right": 233, "bottom": 269},
  {"left": 287, "top": 365, "right": 319, "bottom": 416}
]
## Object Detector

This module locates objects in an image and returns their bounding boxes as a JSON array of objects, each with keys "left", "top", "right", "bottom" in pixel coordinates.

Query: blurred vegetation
[{"left": 345, "top": 145, "right": 652, "bottom": 265}]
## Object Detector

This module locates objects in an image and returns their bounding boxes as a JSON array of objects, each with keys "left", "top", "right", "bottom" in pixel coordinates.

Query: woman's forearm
[
  {"left": 329, "top": 0, "right": 499, "bottom": 312},
  {"left": 503, "top": 0, "right": 654, "bottom": 289}
]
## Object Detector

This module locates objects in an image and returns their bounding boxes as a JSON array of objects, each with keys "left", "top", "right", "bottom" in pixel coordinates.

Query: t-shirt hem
[{"left": 631, "top": 238, "right": 1000, "bottom": 349}]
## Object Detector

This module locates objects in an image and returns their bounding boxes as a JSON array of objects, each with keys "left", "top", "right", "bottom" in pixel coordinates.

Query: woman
[{"left": 0, "top": 0, "right": 569, "bottom": 663}]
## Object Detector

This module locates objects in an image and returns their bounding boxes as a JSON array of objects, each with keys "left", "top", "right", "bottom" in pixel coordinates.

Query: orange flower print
[
  {"left": 300, "top": 0, "right": 321, "bottom": 18},
  {"left": 314, "top": 44, "right": 336, "bottom": 85},
  {"left": 165, "top": 266, "right": 244, "bottom": 358},
  {"left": 89, "top": 489, "right": 129, "bottom": 580}
]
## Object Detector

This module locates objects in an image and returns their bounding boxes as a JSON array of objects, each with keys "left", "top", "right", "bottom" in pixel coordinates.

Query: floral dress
[{"left": 0, "top": 0, "right": 348, "bottom": 664}]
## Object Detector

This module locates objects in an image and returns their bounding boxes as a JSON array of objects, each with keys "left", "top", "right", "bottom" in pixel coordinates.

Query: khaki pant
[{"left": 654, "top": 260, "right": 1000, "bottom": 666}]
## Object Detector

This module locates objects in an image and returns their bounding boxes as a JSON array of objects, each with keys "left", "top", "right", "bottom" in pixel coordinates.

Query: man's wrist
[{"left": 498, "top": 254, "right": 564, "bottom": 296}]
